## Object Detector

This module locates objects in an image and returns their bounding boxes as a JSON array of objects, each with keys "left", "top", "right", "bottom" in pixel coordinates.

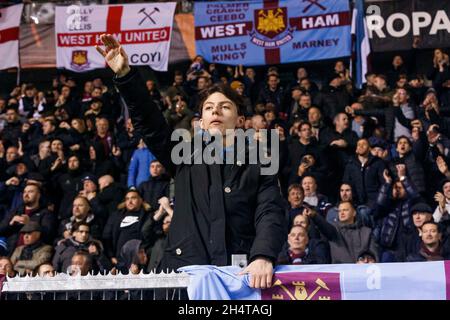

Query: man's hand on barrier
[
  {"left": 96, "top": 34, "right": 131, "bottom": 78},
  {"left": 239, "top": 257, "right": 273, "bottom": 289}
]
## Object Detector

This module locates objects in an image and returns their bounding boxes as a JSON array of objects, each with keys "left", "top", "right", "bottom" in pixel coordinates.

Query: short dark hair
[
  {"left": 71, "top": 221, "right": 90, "bottom": 233},
  {"left": 33, "top": 263, "right": 53, "bottom": 276},
  {"left": 396, "top": 135, "right": 412, "bottom": 147},
  {"left": 301, "top": 174, "right": 317, "bottom": 183},
  {"left": 25, "top": 84, "right": 35, "bottom": 91},
  {"left": 72, "top": 250, "right": 93, "bottom": 268},
  {"left": 421, "top": 221, "right": 440, "bottom": 231},
  {"left": 300, "top": 121, "right": 312, "bottom": 130},
  {"left": 340, "top": 183, "right": 352, "bottom": 190},
  {"left": 357, "top": 137, "right": 370, "bottom": 144},
  {"left": 288, "top": 183, "right": 303, "bottom": 194},
  {"left": 125, "top": 189, "right": 142, "bottom": 198},
  {"left": 44, "top": 118, "right": 56, "bottom": 127},
  {"left": 198, "top": 83, "right": 246, "bottom": 116},
  {"left": 90, "top": 97, "right": 103, "bottom": 105},
  {"left": 338, "top": 200, "right": 355, "bottom": 209}
]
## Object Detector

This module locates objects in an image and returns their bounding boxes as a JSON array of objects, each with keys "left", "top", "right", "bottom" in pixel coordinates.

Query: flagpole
[
  {"left": 16, "top": 5, "right": 22, "bottom": 86},
  {"left": 16, "top": 63, "right": 21, "bottom": 86}
]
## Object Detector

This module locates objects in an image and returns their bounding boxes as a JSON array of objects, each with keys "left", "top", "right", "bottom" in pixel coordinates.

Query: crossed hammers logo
[
  {"left": 302, "top": 0, "right": 327, "bottom": 13},
  {"left": 138, "top": 7, "right": 160, "bottom": 26}
]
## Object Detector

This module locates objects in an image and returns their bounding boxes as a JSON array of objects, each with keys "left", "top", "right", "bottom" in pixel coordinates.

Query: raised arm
[{"left": 96, "top": 34, "right": 174, "bottom": 175}]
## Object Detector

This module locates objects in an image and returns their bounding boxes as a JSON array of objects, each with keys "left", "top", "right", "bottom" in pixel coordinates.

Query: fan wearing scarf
[{"left": 96, "top": 34, "right": 286, "bottom": 289}]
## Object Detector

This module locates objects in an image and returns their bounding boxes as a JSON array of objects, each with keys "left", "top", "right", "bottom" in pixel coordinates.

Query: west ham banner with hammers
[
  {"left": 55, "top": 3, "right": 176, "bottom": 72},
  {"left": 181, "top": 261, "right": 450, "bottom": 300},
  {"left": 194, "top": 0, "right": 351, "bottom": 66}
]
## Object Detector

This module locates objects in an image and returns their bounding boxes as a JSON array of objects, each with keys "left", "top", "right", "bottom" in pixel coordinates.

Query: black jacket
[
  {"left": 257, "top": 85, "right": 285, "bottom": 113},
  {"left": 96, "top": 182, "right": 126, "bottom": 217},
  {"left": 114, "top": 69, "right": 286, "bottom": 270},
  {"left": 277, "top": 238, "right": 330, "bottom": 265},
  {"left": 354, "top": 104, "right": 418, "bottom": 142},
  {"left": 102, "top": 207, "right": 151, "bottom": 258},
  {"left": 137, "top": 174, "right": 170, "bottom": 210},
  {"left": 56, "top": 170, "right": 84, "bottom": 220},
  {"left": 388, "top": 152, "right": 425, "bottom": 194},
  {"left": 58, "top": 213, "right": 104, "bottom": 241},
  {"left": 406, "top": 241, "right": 450, "bottom": 262},
  {"left": 343, "top": 154, "right": 386, "bottom": 206},
  {"left": 1, "top": 121, "right": 22, "bottom": 147},
  {"left": 52, "top": 237, "right": 111, "bottom": 273},
  {"left": 141, "top": 215, "right": 167, "bottom": 273},
  {"left": 314, "top": 85, "right": 351, "bottom": 121}
]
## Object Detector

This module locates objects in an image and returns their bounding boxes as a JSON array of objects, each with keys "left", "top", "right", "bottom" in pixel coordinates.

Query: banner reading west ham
[
  {"left": 0, "top": 4, "right": 23, "bottom": 70},
  {"left": 55, "top": 3, "right": 176, "bottom": 72},
  {"left": 194, "top": 0, "right": 351, "bottom": 66}
]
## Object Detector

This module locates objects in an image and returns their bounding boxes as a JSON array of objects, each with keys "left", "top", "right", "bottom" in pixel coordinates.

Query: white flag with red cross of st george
[
  {"left": 0, "top": 4, "right": 23, "bottom": 70},
  {"left": 55, "top": 3, "right": 176, "bottom": 72}
]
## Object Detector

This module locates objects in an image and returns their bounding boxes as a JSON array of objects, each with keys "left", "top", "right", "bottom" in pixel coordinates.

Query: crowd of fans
[{"left": 1, "top": 48, "right": 450, "bottom": 284}]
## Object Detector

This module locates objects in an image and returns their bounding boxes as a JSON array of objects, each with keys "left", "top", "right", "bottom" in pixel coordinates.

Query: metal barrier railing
[{"left": 1, "top": 271, "right": 190, "bottom": 300}]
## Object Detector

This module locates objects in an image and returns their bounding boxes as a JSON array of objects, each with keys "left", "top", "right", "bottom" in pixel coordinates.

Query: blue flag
[
  {"left": 351, "top": 0, "right": 371, "bottom": 88},
  {"left": 194, "top": 0, "right": 352, "bottom": 66}
]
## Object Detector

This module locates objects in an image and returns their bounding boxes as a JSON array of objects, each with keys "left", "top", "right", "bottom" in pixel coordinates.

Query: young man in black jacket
[
  {"left": 96, "top": 34, "right": 286, "bottom": 289},
  {"left": 137, "top": 160, "right": 170, "bottom": 210}
]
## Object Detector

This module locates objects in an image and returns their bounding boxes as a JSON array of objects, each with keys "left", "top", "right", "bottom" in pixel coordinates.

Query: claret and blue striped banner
[
  {"left": 180, "top": 261, "right": 450, "bottom": 300},
  {"left": 194, "top": 0, "right": 352, "bottom": 66}
]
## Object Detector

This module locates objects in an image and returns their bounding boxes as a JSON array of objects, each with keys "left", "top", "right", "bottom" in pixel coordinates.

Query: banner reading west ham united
[
  {"left": 55, "top": 3, "right": 176, "bottom": 72},
  {"left": 194, "top": 0, "right": 351, "bottom": 66},
  {"left": 0, "top": 4, "right": 23, "bottom": 70}
]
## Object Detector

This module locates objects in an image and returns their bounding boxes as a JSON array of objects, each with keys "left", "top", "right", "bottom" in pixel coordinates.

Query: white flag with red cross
[
  {"left": 0, "top": 4, "right": 23, "bottom": 70},
  {"left": 55, "top": 3, "right": 176, "bottom": 72}
]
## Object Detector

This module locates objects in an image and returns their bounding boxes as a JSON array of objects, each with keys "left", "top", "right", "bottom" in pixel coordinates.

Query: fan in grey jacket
[{"left": 304, "top": 201, "right": 379, "bottom": 264}]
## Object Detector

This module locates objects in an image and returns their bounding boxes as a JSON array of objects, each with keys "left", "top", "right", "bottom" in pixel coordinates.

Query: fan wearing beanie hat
[{"left": 410, "top": 202, "right": 434, "bottom": 230}]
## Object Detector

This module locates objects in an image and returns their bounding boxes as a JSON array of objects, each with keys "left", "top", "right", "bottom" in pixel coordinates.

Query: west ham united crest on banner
[
  {"left": 251, "top": 7, "right": 293, "bottom": 48},
  {"left": 194, "top": 0, "right": 351, "bottom": 66},
  {"left": 55, "top": 3, "right": 176, "bottom": 72}
]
